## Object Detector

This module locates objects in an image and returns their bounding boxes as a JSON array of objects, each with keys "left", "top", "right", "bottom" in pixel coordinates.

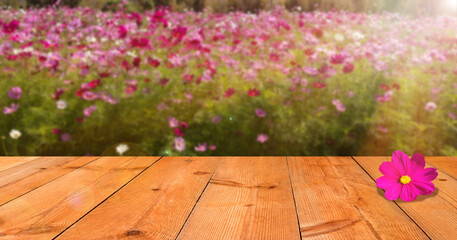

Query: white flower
[
  {"left": 352, "top": 32, "right": 365, "bottom": 40},
  {"left": 56, "top": 100, "right": 67, "bottom": 109},
  {"left": 425, "top": 102, "right": 437, "bottom": 112},
  {"left": 334, "top": 33, "right": 345, "bottom": 42},
  {"left": 9, "top": 129, "right": 21, "bottom": 139},
  {"left": 116, "top": 144, "right": 129, "bottom": 155}
]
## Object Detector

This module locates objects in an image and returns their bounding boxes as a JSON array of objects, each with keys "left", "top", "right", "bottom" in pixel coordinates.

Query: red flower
[
  {"left": 52, "top": 128, "right": 62, "bottom": 135},
  {"left": 313, "top": 82, "right": 327, "bottom": 89},
  {"left": 98, "top": 72, "right": 110, "bottom": 78},
  {"left": 330, "top": 53, "right": 346, "bottom": 65},
  {"left": 180, "top": 121, "right": 189, "bottom": 128},
  {"left": 182, "top": 74, "right": 194, "bottom": 84},
  {"left": 380, "top": 84, "right": 390, "bottom": 91},
  {"left": 132, "top": 57, "right": 141, "bottom": 68},
  {"left": 2, "top": 20, "right": 19, "bottom": 34},
  {"left": 88, "top": 79, "right": 101, "bottom": 89},
  {"left": 393, "top": 83, "right": 401, "bottom": 90},
  {"left": 269, "top": 53, "right": 279, "bottom": 62},
  {"left": 52, "top": 88, "right": 65, "bottom": 100},
  {"left": 171, "top": 26, "right": 187, "bottom": 40},
  {"left": 174, "top": 128, "right": 184, "bottom": 136},
  {"left": 147, "top": 57, "right": 160, "bottom": 67},
  {"left": 304, "top": 48, "right": 314, "bottom": 56},
  {"left": 159, "top": 78, "right": 169, "bottom": 86},
  {"left": 248, "top": 88, "right": 261, "bottom": 97},
  {"left": 118, "top": 25, "right": 128, "bottom": 39},
  {"left": 343, "top": 63, "right": 354, "bottom": 73},
  {"left": 224, "top": 88, "right": 236, "bottom": 98},
  {"left": 312, "top": 28, "right": 323, "bottom": 38}
]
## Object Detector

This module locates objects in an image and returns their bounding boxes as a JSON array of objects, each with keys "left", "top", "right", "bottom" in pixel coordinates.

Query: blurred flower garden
[{"left": 2, "top": 1, "right": 457, "bottom": 156}]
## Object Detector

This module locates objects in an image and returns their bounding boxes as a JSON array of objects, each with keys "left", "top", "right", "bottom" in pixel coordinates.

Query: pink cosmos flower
[
  {"left": 449, "top": 112, "right": 456, "bottom": 119},
  {"left": 195, "top": 143, "right": 207, "bottom": 152},
  {"left": 212, "top": 116, "right": 221, "bottom": 123},
  {"left": 210, "top": 145, "right": 216, "bottom": 150},
  {"left": 168, "top": 117, "right": 179, "bottom": 128},
  {"left": 425, "top": 102, "right": 437, "bottom": 112},
  {"left": 83, "top": 105, "right": 96, "bottom": 117},
  {"left": 3, "top": 103, "right": 19, "bottom": 114},
  {"left": 61, "top": 133, "right": 71, "bottom": 142},
  {"left": 8, "top": 86, "right": 22, "bottom": 99},
  {"left": 257, "top": 134, "right": 268, "bottom": 143},
  {"left": 255, "top": 108, "right": 266, "bottom": 117},
  {"left": 377, "top": 151, "right": 438, "bottom": 202},
  {"left": 332, "top": 99, "right": 346, "bottom": 112},
  {"left": 174, "top": 137, "right": 186, "bottom": 152},
  {"left": 377, "top": 126, "right": 389, "bottom": 133}
]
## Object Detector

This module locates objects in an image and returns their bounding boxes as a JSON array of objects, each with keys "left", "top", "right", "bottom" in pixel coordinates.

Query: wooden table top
[{"left": 0, "top": 156, "right": 455, "bottom": 239}]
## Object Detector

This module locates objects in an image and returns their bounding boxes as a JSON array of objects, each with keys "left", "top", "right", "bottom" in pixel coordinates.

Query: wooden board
[
  {"left": 176, "top": 157, "right": 300, "bottom": 240},
  {"left": 354, "top": 156, "right": 457, "bottom": 240},
  {"left": 0, "top": 156, "right": 160, "bottom": 239},
  {"left": 56, "top": 156, "right": 221, "bottom": 240},
  {"left": 426, "top": 157, "right": 457, "bottom": 180},
  {"left": 0, "top": 157, "right": 99, "bottom": 206},
  {"left": 287, "top": 156, "right": 427, "bottom": 240},
  {"left": 0, "top": 157, "right": 40, "bottom": 172}
]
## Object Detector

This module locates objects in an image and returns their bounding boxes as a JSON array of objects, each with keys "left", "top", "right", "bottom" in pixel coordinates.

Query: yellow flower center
[{"left": 400, "top": 175, "right": 411, "bottom": 184}]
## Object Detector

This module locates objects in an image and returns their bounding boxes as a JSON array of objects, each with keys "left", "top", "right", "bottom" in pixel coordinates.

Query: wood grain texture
[
  {"left": 0, "top": 156, "right": 159, "bottom": 240},
  {"left": 288, "top": 156, "right": 428, "bottom": 240},
  {"left": 426, "top": 157, "right": 457, "bottom": 180},
  {"left": 0, "top": 157, "right": 99, "bottom": 206},
  {"left": 354, "top": 156, "right": 457, "bottom": 240},
  {"left": 56, "top": 156, "right": 221, "bottom": 240},
  {"left": 0, "top": 157, "right": 40, "bottom": 172},
  {"left": 176, "top": 157, "right": 300, "bottom": 240}
]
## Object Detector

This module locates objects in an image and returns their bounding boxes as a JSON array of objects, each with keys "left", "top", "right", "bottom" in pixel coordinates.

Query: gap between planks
[{"left": 52, "top": 156, "right": 164, "bottom": 239}]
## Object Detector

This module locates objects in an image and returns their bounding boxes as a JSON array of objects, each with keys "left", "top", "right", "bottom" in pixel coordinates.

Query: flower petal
[
  {"left": 413, "top": 167, "right": 438, "bottom": 182},
  {"left": 400, "top": 184, "right": 419, "bottom": 202},
  {"left": 379, "top": 161, "right": 401, "bottom": 178},
  {"left": 411, "top": 180, "right": 435, "bottom": 195},
  {"left": 376, "top": 176, "right": 400, "bottom": 189},
  {"left": 409, "top": 153, "right": 425, "bottom": 176},
  {"left": 392, "top": 151, "right": 411, "bottom": 175},
  {"left": 384, "top": 183, "right": 402, "bottom": 201}
]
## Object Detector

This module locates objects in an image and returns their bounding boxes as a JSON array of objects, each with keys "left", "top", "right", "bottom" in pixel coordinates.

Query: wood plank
[
  {"left": 176, "top": 157, "right": 300, "bottom": 240},
  {"left": 354, "top": 156, "right": 457, "bottom": 240},
  {"left": 0, "top": 156, "right": 160, "bottom": 240},
  {"left": 0, "top": 157, "right": 40, "bottom": 172},
  {"left": 0, "top": 157, "right": 99, "bottom": 206},
  {"left": 426, "top": 157, "right": 457, "bottom": 180},
  {"left": 288, "top": 156, "right": 428, "bottom": 240},
  {"left": 56, "top": 156, "right": 221, "bottom": 240}
]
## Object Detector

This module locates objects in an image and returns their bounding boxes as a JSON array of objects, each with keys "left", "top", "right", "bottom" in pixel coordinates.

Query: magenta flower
[
  {"left": 61, "top": 133, "right": 71, "bottom": 142},
  {"left": 255, "top": 108, "right": 266, "bottom": 117},
  {"left": 83, "top": 105, "right": 96, "bottom": 117},
  {"left": 8, "top": 86, "right": 22, "bottom": 99},
  {"left": 3, "top": 103, "right": 19, "bottom": 114},
  {"left": 376, "top": 151, "right": 438, "bottom": 202},
  {"left": 257, "top": 134, "right": 268, "bottom": 143}
]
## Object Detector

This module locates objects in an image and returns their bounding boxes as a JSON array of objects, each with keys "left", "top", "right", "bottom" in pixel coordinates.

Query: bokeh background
[{"left": 1, "top": 0, "right": 457, "bottom": 156}]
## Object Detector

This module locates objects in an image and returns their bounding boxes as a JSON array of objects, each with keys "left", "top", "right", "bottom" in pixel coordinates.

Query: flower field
[{"left": 1, "top": 5, "right": 457, "bottom": 156}]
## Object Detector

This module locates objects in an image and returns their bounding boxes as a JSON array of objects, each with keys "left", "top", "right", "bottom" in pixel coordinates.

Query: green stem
[{"left": 1, "top": 138, "right": 8, "bottom": 156}]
